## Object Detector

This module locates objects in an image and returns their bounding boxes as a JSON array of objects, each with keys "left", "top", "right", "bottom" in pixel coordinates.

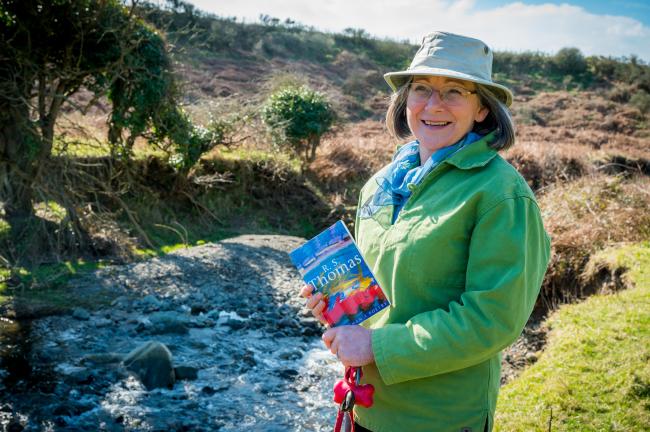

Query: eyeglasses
[{"left": 407, "top": 82, "right": 477, "bottom": 106}]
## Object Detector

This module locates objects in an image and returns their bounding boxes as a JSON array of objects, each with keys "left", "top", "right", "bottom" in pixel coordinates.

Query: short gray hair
[{"left": 385, "top": 80, "right": 516, "bottom": 151}]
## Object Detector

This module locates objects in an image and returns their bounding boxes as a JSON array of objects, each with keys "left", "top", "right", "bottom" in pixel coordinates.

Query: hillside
[
  {"left": 1, "top": 2, "right": 650, "bottom": 430},
  {"left": 3, "top": 2, "right": 647, "bottom": 298}
]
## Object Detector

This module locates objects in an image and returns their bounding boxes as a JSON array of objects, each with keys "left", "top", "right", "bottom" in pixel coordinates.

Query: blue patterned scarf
[{"left": 359, "top": 132, "right": 483, "bottom": 223}]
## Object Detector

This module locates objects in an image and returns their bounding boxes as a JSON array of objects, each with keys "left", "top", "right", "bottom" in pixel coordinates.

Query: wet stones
[
  {"left": 6, "top": 419, "right": 24, "bottom": 432},
  {"left": 110, "top": 296, "right": 131, "bottom": 308},
  {"left": 188, "top": 328, "right": 217, "bottom": 348},
  {"left": 174, "top": 366, "right": 199, "bottom": 381},
  {"left": 216, "top": 310, "right": 249, "bottom": 330},
  {"left": 90, "top": 316, "right": 112, "bottom": 328},
  {"left": 56, "top": 363, "right": 94, "bottom": 385},
  {"left": 72, "top": 308, "right": 90, "bottom": 321},
  {"left": 122, "top": 341, "right": 175, "bottom": 390},
  {"left": 146, "top": 311, "right": 191, "bottom": 335},
  {"left": 190, "top": 305, "right": 208, "bottom": 315},
  {"left": 1, "top": 235, "right": 339, "bottom": 431},
  {"left": 140, "top": 294, "right": 163, "bottom": 312},
  {"left": 52, "top": 400, "right": 94, "bottom": 417},
  {"left": 81, "top": 352, "right": 124, "bottom": 365},
  {"left": 278, "top": 349, "right": 303, "bottom": 361},
  {"left": 276, "top": 368, "right": 299, "bottom": 379},
  {"left": 223, "top": 318, "right": 247, "bottom": 330},
  {"left": 201, "top": 383, "right": 229, "bottom": 395}
]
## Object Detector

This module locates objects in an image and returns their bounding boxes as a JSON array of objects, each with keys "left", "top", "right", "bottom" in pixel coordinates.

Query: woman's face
[{"left": 406, "top": 76, "right": 489, "bottom": 160}]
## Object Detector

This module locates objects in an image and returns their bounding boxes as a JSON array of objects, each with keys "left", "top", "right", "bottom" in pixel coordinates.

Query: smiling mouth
[{"left": 422, "top": 120, "right": 451, "bottom": 127}]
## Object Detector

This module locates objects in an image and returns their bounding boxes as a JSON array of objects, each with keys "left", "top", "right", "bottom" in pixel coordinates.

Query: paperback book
[{"left": 289, "top": 220, "right": 390, "bottom": 327}]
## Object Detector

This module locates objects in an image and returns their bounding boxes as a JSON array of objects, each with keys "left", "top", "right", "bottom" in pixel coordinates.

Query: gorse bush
[
  {"left": 552, "top": 47, "right": 588, "bottom": 75},
  {"left": 494, "top": 51, "right": 552, "bottom": 76},
  {"left": 158, "top": 108, "right": 240, "bottom": 172},
  {"left": 262, "top": 86, "right": 335, "bottom": 163},
  {"left": 106, "top": 22, "right": 175, "bottom": 161},
  {"left": 630, "top": 90, "right": 650, "bottom": 114}
]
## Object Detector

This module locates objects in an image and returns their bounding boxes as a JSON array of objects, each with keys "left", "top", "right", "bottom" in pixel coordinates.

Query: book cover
[{"left": 289, "top": 220, "right": 390, "bottom": 327}]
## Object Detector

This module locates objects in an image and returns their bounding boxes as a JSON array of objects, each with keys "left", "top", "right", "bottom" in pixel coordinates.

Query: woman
[{"left": 301, "top": 31, "right": 550, "bottom": 432}]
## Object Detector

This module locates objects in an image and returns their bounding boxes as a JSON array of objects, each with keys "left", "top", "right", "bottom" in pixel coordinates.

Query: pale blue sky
[
  {"left": 476, "top": 1, "right": 650, "bottom": 25},
  {"left": 181, "top": 0, "right": 650, "bottom": 61}
]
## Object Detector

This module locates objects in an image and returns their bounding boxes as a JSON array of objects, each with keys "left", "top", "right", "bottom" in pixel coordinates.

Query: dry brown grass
[
  {"left": 309, "top": 120, "right": 395, "bottom": 191},
  {"left": 503, "top": 140, "right": 592, "bottom": 191},
  {"left": 513, "top": 90, "right": 648, "bottom": 150},
  {"left": 537, "top": 174, "right": 650, "bottom": 312},
  {"left": 309, "top": 89, "right": 649, "bottom": 191},
  {"left": 505, "top": 90, "right": 649, "bottom": 190}
]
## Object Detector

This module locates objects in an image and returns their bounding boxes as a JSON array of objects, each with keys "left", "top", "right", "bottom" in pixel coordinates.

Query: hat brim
[{"left": 384, "top": 68, "right": 513, "bottom": 107}]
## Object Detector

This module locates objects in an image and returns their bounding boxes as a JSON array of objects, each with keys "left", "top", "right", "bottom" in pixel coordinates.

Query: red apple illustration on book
[
  {"left": 341, "top": 295, "right": 360, "bottom": 315},
  {"left": 354, "top": 288, "right": 373, "bottom": 311},
  {"left": 324, "top": 295, "right": 346, "bottom": 326}
]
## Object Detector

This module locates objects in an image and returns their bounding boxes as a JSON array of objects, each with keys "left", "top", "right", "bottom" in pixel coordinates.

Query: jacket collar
[{"left": 444, "top": 130, "right": 499, "bottom": 170}]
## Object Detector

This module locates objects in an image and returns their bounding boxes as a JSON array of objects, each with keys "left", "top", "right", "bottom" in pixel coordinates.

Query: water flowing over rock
[{"left": 122, "top": 341, "right": 175, "bottom": 390}]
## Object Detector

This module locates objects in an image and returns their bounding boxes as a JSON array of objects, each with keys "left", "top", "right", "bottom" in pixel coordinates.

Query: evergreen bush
[
  {"left": 630, "top": 90, "right": 650, "bottom": 114},
  {"left": 553, "top": 47, "right": 588, "bottom": 75},
  {"left": 262, "top": 86, "right": 335, "bottom": 163}
]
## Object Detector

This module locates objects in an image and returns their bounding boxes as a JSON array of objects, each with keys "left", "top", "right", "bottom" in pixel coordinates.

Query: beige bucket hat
[{"left": 384, "top": 31, "right": 513, "bottom": 106}]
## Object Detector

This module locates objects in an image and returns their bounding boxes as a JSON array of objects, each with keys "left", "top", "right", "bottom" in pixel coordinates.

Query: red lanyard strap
[
  {"left": 333, "top": 367, "right": 375, "bottom": 432},
  {"left": 334, "top": 409, "right": 355, "bottom": 432}
]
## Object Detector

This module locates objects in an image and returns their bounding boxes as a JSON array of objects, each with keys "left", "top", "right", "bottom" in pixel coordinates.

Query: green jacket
[{"left": 353, "top": 132, "right": 551, "bottom": 432}]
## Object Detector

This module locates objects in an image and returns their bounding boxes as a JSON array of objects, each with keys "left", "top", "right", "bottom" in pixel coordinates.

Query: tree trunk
[
  {"left": 108, "top": 78, "right": 127, "bottom": 160},
  {"left": 308, "top": 134, "right": 319, "bottom": 162},
  {"left": 0, "top": 102, "right": 38, "bottom": 223}
]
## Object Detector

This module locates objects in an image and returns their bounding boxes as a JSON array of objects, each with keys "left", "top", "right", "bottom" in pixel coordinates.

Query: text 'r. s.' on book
[{"left": 289, "top": 220, "right": 390, "bottom": 327}]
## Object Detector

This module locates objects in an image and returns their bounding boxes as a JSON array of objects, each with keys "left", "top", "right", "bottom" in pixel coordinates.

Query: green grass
[
  {"left": 0, "top": 268, "right": 10, "bottom": 304},
  {"left": 133, "top": 230, "right": 237, "bottom": 258},
  {"left": 496, "top": 242, "right": 650, "bottom": 431},
  {"left": 0, "top": 259, "right": 114, "bottom": 313},
  {"left": 52, "top": 137, "right": 111, "bottom": 157},
  {"left": 52, "top": 135, "right": 170, "bottom": 160},
  {"left": 25, "top": 260, "right": 108, "bottom": 288},
  {"left": 215, "top": 146, "right": 303, "bottom": 172}
]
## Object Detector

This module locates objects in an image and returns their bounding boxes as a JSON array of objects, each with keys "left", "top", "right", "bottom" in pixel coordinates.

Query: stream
[{"left": 1, "top": 235, "right": 341, "bottom": 431}]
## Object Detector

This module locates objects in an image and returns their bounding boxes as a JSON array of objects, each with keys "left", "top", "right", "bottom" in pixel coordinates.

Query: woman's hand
[
  {"left": 322, "top": 325, "right": 374, "bottom": 367},
  {"left": 299, "top": 284, "right": 328, "bottom": 326}
]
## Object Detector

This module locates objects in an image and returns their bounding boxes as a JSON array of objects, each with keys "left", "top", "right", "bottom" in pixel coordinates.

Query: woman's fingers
[
  {"left": 322, "top": 327, "right": 337, "bottom": 348},
  {"left": 300, "top": 284, "right": 329, "bottom": 326},
  {"left": 312, "top": 297, "right": 326, "bottom": 314},
  {"left": 312, "top": 298, "right": 328, "bottom": 325},
  {"left": 300, "top": 284, "right": 314, "bottom": 298},
  {"left": 323, "top": 326, "right": 375, "bottom": 367},
  {"left": 330, "top": 339, "right": 340, "bottom": 357},
  {"left": 306, "top": 292, "right": 322, "bottom": 309}
]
